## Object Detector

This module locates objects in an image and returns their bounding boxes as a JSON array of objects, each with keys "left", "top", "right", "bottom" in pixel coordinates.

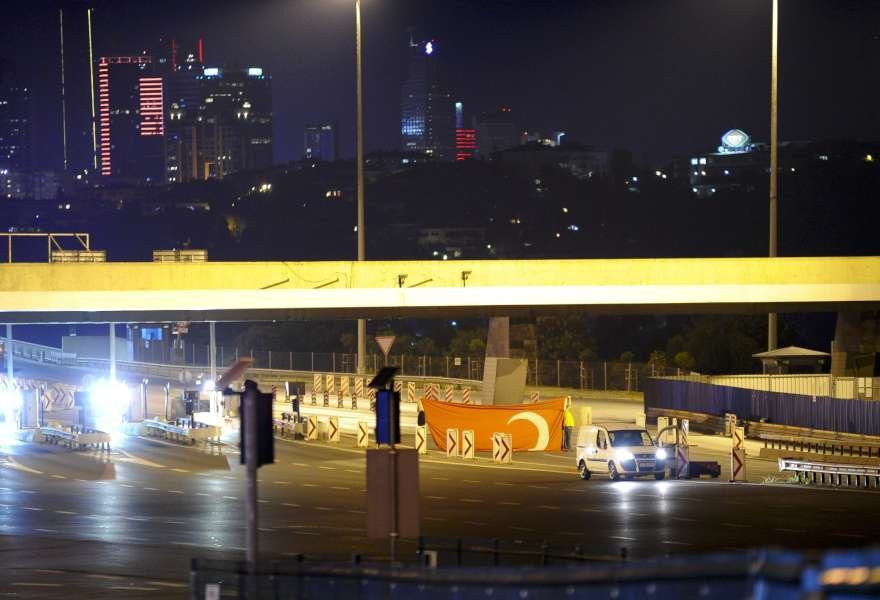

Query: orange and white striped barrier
[
  {"left": 312, "top": 373, "right": 321, "bottom": 405},
  {"left": 529, "top": 391, "right": 539, "bottom": 403},
  {"left": 407, "top": 382, "right": 416, "bottom": 403},
  {"left": 462, "top": 387, "right": 471, "bottom": 404},
  {"left": 444, "top": 385, "right": 454, "bottom": 403},
  {"left": 353, "top": 377, "right": 363, "bottom": 410}
]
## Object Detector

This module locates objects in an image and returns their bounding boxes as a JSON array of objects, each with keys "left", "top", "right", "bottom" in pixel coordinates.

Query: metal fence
[{"left": 645, "top": 378, "right": 880, "bottom": 436}]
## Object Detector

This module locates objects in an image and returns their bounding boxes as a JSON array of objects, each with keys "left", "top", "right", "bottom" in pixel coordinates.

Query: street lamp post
[
  {"left": 355, "top": 0, "right": 367, "bottom": 374},
  {"left": 768, "top": 0, "right": 779, "bottom": 351}
]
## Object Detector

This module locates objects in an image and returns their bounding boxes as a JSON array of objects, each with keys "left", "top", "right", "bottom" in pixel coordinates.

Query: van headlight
[
  {"left": 616, "top": 449, "right": 635, "bottom": 462},
  {"left": 655, "top": 448, "right": 667, "bottom": 460}
]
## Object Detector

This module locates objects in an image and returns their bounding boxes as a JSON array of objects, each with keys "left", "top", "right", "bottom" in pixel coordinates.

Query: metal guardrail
[
  {"left": 142, "top": 418, "right": 221, "bottom": 445},
  {"left": 38, "top": 425, "right": 111, "bottom": 450},
  {"left": 778, "top": 457, "right": 880, "bottom": 488}
]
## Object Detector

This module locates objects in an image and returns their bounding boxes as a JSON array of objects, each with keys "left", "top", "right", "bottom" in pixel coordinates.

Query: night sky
[{"left": 4, "top": 0, "right": 879, "bottom": 169}]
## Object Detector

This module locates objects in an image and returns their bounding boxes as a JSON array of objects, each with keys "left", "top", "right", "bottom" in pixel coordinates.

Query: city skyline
[{"left": 2, "top": 0, "right": 878, "bottom": 172}]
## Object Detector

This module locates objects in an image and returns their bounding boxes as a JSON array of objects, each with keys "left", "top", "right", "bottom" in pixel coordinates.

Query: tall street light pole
[
  {"left": 768, "top": 0, "right": 779, "bottom": 351},
  {"left": 355, "top": 0, "right": 367, "bottom": 374}
]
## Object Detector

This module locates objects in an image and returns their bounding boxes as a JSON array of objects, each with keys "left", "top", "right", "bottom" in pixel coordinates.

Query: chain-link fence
[{"left": 134, "top": 343, "right": 694, "bottom": 391}]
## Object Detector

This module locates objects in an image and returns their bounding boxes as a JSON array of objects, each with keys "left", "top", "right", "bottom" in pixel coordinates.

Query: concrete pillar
[
  {"left": 832, "top": 311, "right": 862, "bottom": 376},
  {"left": 486, "top": 317, "right": 510, "bottom": 358},
  {"left": 209, "top": 321, "right": 217, "bottom": 385},
  {"left": 109, "top": 322, "right": 117, "bottom": 382}
]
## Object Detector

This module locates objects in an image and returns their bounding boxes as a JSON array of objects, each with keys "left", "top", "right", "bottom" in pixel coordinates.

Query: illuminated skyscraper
[
  {"left": 97, "top": 55, "right": 164, "bottom": 181},
  {"left": 454, "top": 101, "right": 475, "bottom": 161},
  {"left": 304, "top": 122, "right": 338, "bottom": 161},
  {"left": 400, "top": 37, "right": 454, "bottom": 160}
]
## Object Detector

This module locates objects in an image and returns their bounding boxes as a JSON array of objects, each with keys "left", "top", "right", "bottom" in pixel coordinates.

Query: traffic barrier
[
  {"left": 446, "top": 428, "right": 459, "bottom": 457},
  {"left": 529, "top": 391, "right": 539, "bottom": 403},
  {"left": 369, "top": 387, "right": 376, "bottom": 412},
  {"left": 492, "top": 432, "right": 512, "bottom": 464},
  {"left": 407, "top": 382, "right": 416, "bottom": 404},
  {"left": 306, "top": 415, "right": 318, "bottom": 441},
  {"left": 462, "top": 429, "right": 475, "bottom": 460},
  {"left": 394, "top": 380, "right": 402, "bottom": 394},
  {"left": 462, "top": 387, "right": 471, "bottom": 404},
  {"left": 415, "top": 425, "right": 427, "bottom": 455},
  {"left": 327, "top": 416, "right": 340, "bottom": 443},
  {"left": 272, "top": 418, "right": 297, "bottom": 438},
  {"left": 444, "top": 385, "right": 454, "bottom": 403},
  {"left": 426, "top": 383, "right": 439, "bottom": 401},
  {"left": 579, "top": 406, "right": 592, "bottom": 426},
  {"left": 675, "top": 445, "right": 689, "bottom": 479},
  {"left": 340, "top": 376, "right": 350, "bottom": 401},
  {"left": 142, "top": 419, "right": 220, "bottom": 446},
  {"left": 778, "top": 457, "right": 880, "bottom": 489},
  {"left": 325, "top": 374, "right": 335, "bottom": 398},
  {"left": 679, "top": 418, "right": 689, "bottom": 448},
  {"left": 323, "top": 390, "right": 329, "bottom": 408},
  {"left": 357, "top": 421, "right": 370, "bottom": 448},
  {"left": 724, "top": 413, "right": 737, "bottom": 436},
  {"left": 38, "top": 425, "right": 112, "bottom": 450},
  {"left": 354, "top": 377, "right": 364, "bottom": 409},
  {"left": 312, "top": 373, "right": 322, "bottom": 405}
]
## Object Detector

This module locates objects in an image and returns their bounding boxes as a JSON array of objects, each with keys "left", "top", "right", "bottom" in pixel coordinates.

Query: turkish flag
[{"left": 422, "top": 397, "right": 565, "bottom": 452}]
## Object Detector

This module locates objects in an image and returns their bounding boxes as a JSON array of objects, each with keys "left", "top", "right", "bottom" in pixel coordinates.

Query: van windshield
[{"left": 608, "top": 430, "right": 653, "bottom": 447}]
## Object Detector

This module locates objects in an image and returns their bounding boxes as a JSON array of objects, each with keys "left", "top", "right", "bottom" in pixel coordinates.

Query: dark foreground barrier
[{"left": 192, "top": 549, "right": 811, "bottom": 600}]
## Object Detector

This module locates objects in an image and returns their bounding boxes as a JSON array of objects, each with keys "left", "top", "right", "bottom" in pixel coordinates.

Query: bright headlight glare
[
  {"left": 655, "top": 448, "right": 667, "bottom": 460},
  {"left": 616, "top": 449, "right": 635, "bottom": 462}
]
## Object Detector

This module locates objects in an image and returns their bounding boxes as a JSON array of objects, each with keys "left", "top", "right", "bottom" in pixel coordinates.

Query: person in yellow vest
[{"left": 563, "top": 396, "right": 575, "bottom": 451}]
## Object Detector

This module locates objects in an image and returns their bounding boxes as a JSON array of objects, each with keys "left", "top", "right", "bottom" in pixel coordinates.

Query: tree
[{"left": 673, "top": 351, "right": 696, "bottom": 371}]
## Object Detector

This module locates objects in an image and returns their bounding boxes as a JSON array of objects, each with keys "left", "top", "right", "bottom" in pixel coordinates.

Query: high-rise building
[
  {"left": 454, "top": 101, "right": 475, "bottom": 161},
  {"left": 166, "top": 66, "right": 272, "bottom": 182},
  {"left": 162, "top": 40, "right": 204, "bottom": 183},
  {"left": 304, "top": 122, "right": 338, "bottom": 161},
  {"left": 97, "top": 55, "right": 164, "bottom": 181},
  {"left": 400, "top": 37, "right": 455, "bottom": 160},
  {"left": 474, "top": 107, "right": 519, "bottom": 157}
]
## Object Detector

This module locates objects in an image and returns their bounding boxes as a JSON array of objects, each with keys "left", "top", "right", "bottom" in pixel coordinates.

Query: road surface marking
[
  {"left": 167, "top": 490, "right": 184, "bottom": 494},
  {"left": 670, "top": 516, "right": 697, "bottom": 522},
  {"left": 124, "top": 517, "right": 150, "bottom": 522},
  {"left": 499, "top": 501, "right": 521, "bottom": 506},
  {"left": 292, "top": 462, "right": 308, "bottom": 467},
  {"left": 9, "top": 583, "right": 63, "bottom": 588},
  {"left": 34, "top": 528, "right": 58, "bottom": 533},
  {"left": 832, "top": 532, "right": 866, "bottom": 539},
  {"left": 609, "top": 535, "right": 636, "bottom": 541},
  {"left": 724, "top": 500, "right": 747, "bottom": 505},
  {"left": 171, "top": 541, "right": 203, "bottom": 548},
  {"left": 170, "top": 468, "right": 190, "bottom": 473},
  {"left": 330, "top": 486, "right": 349, "bottom": 490},
  {"left": 147, "top": 582, "right": 188, "bottom": 588},
  {"left": 528, "top": 485, "right": 549, "bottom": 490},
  {"left": 258, "top": 500, "right": 270, "bottom": 504},
  {"left": 424, "top": 517, "right": 447, "bottom": 522},
  {"left": 509, "top": 526, "right": 534, "bottom": 532},
  {"left": 537, "top": 505, "right": 560, "bottom": 510},
  {"left": 460, "top": 498, "right": 483, "bottom": 503},
  {"left": 774, "top": 527, "right": 806, "bottom": 533},
  {"left": 282, "top": 502, "right": 300, "bottom": 508},
  {"left": 344, "top": 469, "right": 360, "bottom": 474},
  {"left": 55, "top": 510, "right": 77, "bottom": 515},
  {"left": 556, "top": 531, "right": 582, "bottom": 536},
  {"left": 272, "top": 481, "right": 291, "bottom": 485},
  {"left": 195, "top": 492, "right": 209, "bottom": 497},
  {"left": 144, "top": 487, "right": 159, "bottom": 491},
  {"left": 88, "top": 574, "right": 125, "bottom": 580},
  {"left": 628, "top": 512, "right": 648, "bottom": 517},
  {"left": 318, "top": 466, "right": 335, "bottom": 470},
  {"left": 494, "top": 482, "right": 514, "bottom": 486},
  {"left": 661, "top": 540, "right": 692, "bottom": 546},
  {"left": 301, "top": 483, "right": 318, "bottom": 487},
  {"left": 426, "top": 495, "right": 447, "bottom": 500},
  {"left": 119, "top": 483, "right": 134, "bottom": 488},
  {"left": 463, "top": 521, "right": 486, "bottom": 526},
  {"left": 315, "top": 507, "right": 333, "bottom": 511},
  {"left": 348, "top": 509, "right": 366, "bottom": 514},
  {"left": 462, "top": 479, "right": 480, "bottom": 484},
  {"left": 22, "top": 507, "right": 43, "bottom": 511},
  {"left": 108, "top": 587, "right": 158, "bottom": 592},
  {"left": 580, "top": 508, "right": 601, "bottom": 513},
  {"left": 290, "top": 531, "right": 320, "bottom": 536},
  {"left": 8, "top": 459, "right": 43, "bottom": 475},
  {"left": 50, "top": 475, "right": 66, "bottom": 480},
  {"left": 722, "top": 523, "right": 751, "bottom": 528},
  {"left": 432, "top": 477, "right": 449, "bottom": 481},
  {"left": 165, "top": 520, "right": 185, "bottom": 525},
  {"left": 223, "top": 496, "right": 237, "bottom": 500},
  {"left": 258, "top": 528, "right": 275, "bottom": 532},
  {"left": 20, "top": 490, "right": 36, "bottom": 494}
]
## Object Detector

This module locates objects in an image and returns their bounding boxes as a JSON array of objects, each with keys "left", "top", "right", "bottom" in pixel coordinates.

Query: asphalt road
[{"left": 0, "top": 429, "right": 879, "bottom": 598}]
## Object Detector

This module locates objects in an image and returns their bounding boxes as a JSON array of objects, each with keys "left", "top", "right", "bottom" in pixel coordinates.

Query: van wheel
[
  {"left": 608, "top": 462, "right": 620, "bottom": 481},
  {"left": 578, "top": 461, "right": 591, "bottom": 481}
]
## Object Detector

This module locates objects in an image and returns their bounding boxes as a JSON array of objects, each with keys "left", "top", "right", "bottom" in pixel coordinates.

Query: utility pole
[
  {"left": 768, "top": 0, "right": 779, "bottom": 351},
  {"left": 355, "top": 0, "right": 367, "bottom": 375}
]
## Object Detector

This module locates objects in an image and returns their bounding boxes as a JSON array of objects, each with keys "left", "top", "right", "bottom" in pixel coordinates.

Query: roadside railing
[{"left": 778, "top": 457, "right": 880, "bottom": 489}]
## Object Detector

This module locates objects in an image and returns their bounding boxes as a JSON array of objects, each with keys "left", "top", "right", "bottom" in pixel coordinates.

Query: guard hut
[{"left": 752, "top": 346, "right": 829, "bottom": 374}]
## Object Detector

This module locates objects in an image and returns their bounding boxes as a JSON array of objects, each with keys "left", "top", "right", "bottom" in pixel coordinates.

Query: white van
[{"left": 575, "top": 424, "right": 667, "bottom": 480}]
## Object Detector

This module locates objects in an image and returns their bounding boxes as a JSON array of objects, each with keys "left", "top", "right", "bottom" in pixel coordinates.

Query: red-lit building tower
[{"left": 454, "top": 101, "right": 475, "bottom": 161}]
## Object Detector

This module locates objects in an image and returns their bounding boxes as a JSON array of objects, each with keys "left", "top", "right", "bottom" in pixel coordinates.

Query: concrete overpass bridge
[{"left": 0, "top": 256, "right": 877, "bottom": 323}]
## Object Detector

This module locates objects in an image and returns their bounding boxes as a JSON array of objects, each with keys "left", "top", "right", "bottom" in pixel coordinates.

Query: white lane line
[
  {"left": 20, "top": 490, "right": 37, "bottom": 494},
  {"left": 290, "top": 531, "right": 320, "bottom": 536},
  {"left": 330, "top": 486, "right": 350, "bottom": 491},
  {"left": 258, "top": 528, "right": 275, "bottom": 532},
  {"left": 195, "top": 493, "right": 210, "bottom": 497},
  {"left": 463, "top": 521, "right": 486, "bottom": 526},
  {"left": 167, "top": 490, "right": 185, "bottom": 494},
  {"left": 108, "top": 587, "right": 158, "bottom": 592},
  {"left": 432, "top": 477, "right": 449, "bottom": 481},
  {"left": 165, "top": 520, "right": 185, "bottom": 525},
  {"left": 671, "top": 516, "right": 697, "bottom": 522},
  {"left": 22, "top": 507, "right": 44, "bottom": 511},
  {"left": 832, "top": 532, "right": 867, "bottom": 539},
  {"left": 537, "top": 505, "right": 560, "bottom": 510},
  {"left": 609, "top": 535, "right": 636, "bottom": 541},
  {"left": 170, "top": 541, "right": 203, "bottom": 548},
  {"left": 528, "top": 485, "right": 549, "bottom": 490},
  {"left": 494, "top": 482, "right": 514, "bottom": 486},
  {"left": 9, "top": 583, "right": 63, "bottom": 588},
  {"left": 774, "top": 527, "right": 806, "bottom": 533},
  {"left": 34, "top": 528, "right": 58, "bottom": 534},
  {"left": 50, "top": 475, "right": 66, "bottom": 480},
  {"left": 144, "top": 487, "right": 159, "bottom": 491},
  {"left": 292, "top": 462, "right": 308, "bottom": 467},
  {"left": 344, "top": 469, "right": 360, "bottom": 474},
  {"left": 348, "top": 509, "right": 366, "bottom": 514},
  {"left": 661, "top": 540, "right": 692, "bottom": 546},
  {"left": 87, "top": 574, "right": 125, "bottom": 580},
  {"left": 315, "top": 507, "right": 333, "bottom": 511},
  {"left": 460, "top": 499, "right": 483, "bottom": 503},
  {"left": 722, "top": 523, "right": 752, "bottom": 528},
  {"left": 628, "top": 513, "right": 649, "bottom": 517},
  {"left": 426, "top": 495, "right": 447, "bottom": 500},
  {"left": 55, "top": 510, "right": 77, "bottom": 515},
  {"left": 301, "top": 483, "right": 318, "bottom": 487},
  {"left": 7, "top": 459, "right": 43, "bottom": 475},
  {"left": 223, "top": 496, "right": 237, "bottom": 500},
  {"left": 499, "top": 501, "right": 521, "bottom": 506},
  {"left": 424, "top": 517, "right": 447, "bottom": 522},
  {"left": 147, "top": 582, "right": 189, "bottom": 589},
  {"left": 556, "top": 531, "right": 582, "bottom": 537},
  {"left": 318, "top": 466, "right": 335, "bottom": 470},
  {"left": 510, "top": 526, "right": 534, "bottom": 532},
  {"left": 170, "top": 468, "right": 190, "bottom": 473},
  {"left": 124, "top": 517, "right": 150, "bottom": 522},
  {"left": 580, "top": 508, "right": 602, "bottom": 513},
  {"left": 462, "top": 480, "right": 480, "bottom": 484},
  {"left": 258, "top": 500, "right": 270, "bottom": 504},
  {"left": 119, "top": 484, "right": 134, "bottom": 488},
  {"left": 272, "top": 481, "right": 291, "bottom": 485},
  {"left": 282, "top": 503, "right": 300, "bottom": 508}
]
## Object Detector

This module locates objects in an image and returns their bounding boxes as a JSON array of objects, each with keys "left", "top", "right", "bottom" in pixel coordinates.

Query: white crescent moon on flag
[{"left": 507, "top": 411, "right": 550, "bottom": 451}]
